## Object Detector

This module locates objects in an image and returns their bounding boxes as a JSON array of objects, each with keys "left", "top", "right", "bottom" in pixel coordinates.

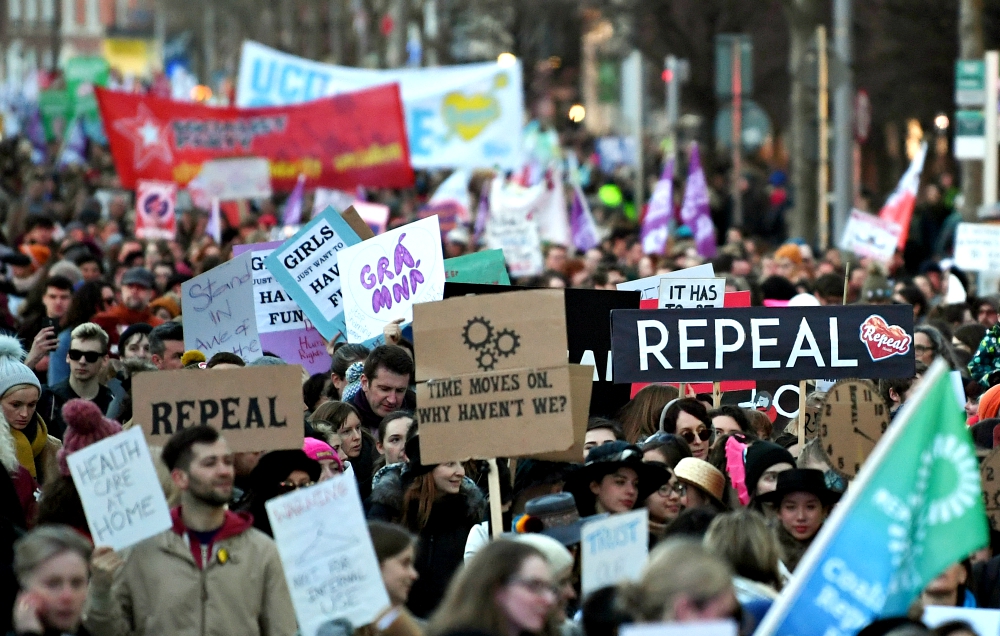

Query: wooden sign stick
[
  {"left": 713, "top": 382, "right": 722, "bottom": 408},
  {"left": 679, "top": 383, "right": 687, "bottom": 398},
  {"left": 843, "top": 263, "right": 851, "bottom": 305},
  {"left": 488, "top": 458, "right": 504, "bottom": 539},
  {"left": 798, "top": 379, "right": 808, "bottom": 448}
]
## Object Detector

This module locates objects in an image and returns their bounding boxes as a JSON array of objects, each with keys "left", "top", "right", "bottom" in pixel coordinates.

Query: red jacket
[{"left": 91, "top": 306, "right": 164, "bottom": 348}]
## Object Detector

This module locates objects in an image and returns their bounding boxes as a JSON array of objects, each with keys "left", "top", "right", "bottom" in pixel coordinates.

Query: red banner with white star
[{"left": 96, "top": 85, "right": 414, "bottom": 191}]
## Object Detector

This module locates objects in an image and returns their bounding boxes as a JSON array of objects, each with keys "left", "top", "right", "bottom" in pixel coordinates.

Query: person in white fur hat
[{"left": 0, "top": 335, "right": 60, "bottom": 485}]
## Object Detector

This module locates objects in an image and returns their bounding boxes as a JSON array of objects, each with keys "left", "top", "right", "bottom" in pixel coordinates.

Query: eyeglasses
[
  {"left": 678, "top": 428, "right": 713, "bottom": 445},
  {"left": 279, "top": 480, "right": 315, "bottom": 492},
  {"left": 68, "top": 349, "right": 103, "bottom": 363},
  {"left": 657, "top": 482, "right": 684, "bottom": 497},
  {"left": 509, "top": 578, "right": 559, "bottom": 598}
]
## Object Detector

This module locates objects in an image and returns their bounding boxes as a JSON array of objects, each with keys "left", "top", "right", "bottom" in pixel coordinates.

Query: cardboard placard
[
  {"left": 135, "top": 180, "right": 177, "bottom": 241},
  {"left": 67, "top": 428, "right": 172, "bottom": 550},
  {"left": 529, "top": 364, "right": 593, "bottom": 463},
  {"left": 133, "top": 365, "right": 304, "bottom": 453},
  {"left": 341, "top": 205, "right": 377, "bottom": 241},
  {"left": 616, "top": 264, "right": 715, "bottom": 300},
  {"left": 657, "top": 278, "right": 726, "bottom": 309},
  {"left": 611, "top": 305, "right": 915, "bottom": 383},
  {"left": 264, "top": 206, "right": 363, "bottom": 340},
  {"left": 580, "top": 508, "right": 649, "bottom": 597},
  {"left": 233, "top": 241, "right": 332, "bottom": 374},
  {"left": 181, "top": 252, "right": 262, "bottom": 362},
  {"left": 413, "top": 289, "right": 582, "bottom": 463},
  {"left": 954, "top": 222, "right": 1000, "bottom": 272},
  {"left": 444, "top": 283, "right": 641, "bottom": 417},
  {"left": 444, "top": 250, "right": 511, "bottom": 285},
  {"left": 338, "top": 215, "right": 445, "bottom": 343},
  {"left": 981, "top": 447, "right": 1000, "bottom": 531},
  {"left": 266, "top": 473, "right": 390, "bottom": 634},
  {"left": 840, "top": 209, "right": 902, "bottom": 263}
]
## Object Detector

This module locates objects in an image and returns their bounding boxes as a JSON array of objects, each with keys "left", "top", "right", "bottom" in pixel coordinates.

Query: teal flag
[
  {"left": 758, "top": 359, "right": 988, "bottom": 636},
  {"left": 444, "top": 250, "right": 510, "bottom": 285}
]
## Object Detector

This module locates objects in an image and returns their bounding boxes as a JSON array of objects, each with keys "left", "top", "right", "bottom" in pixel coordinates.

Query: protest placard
[
  {"left": 616, "top": 264, "right": 715, "bottom": 300},
  {"left": 66, "top": 427, "right": 172, "bottom": 550},
  {"left": 181, "top": 252, "right": 261, "bottom": 362},
  {"left": 657, "top": 278, "right": 726, "bottom": 309},
  {"left": 529, "top": 364, "right": 593, "bottom": 463},
  {"left": 444, "top": 250, "right": 511, "bottom": 285},
  {"left": 954, "top": 222, "right": 1000, "bottom": 272},
  {"left": 236, "top": 41, "right": 525, "bottom": 170},
  {"left": 265, "top": 207, "right": 363, "bottom": 341},
  {"left": 266, "top": 473, "right": 390, "bottom": 635},
  {"left": 621, "top": 622, "right": 738, "bottom": 636},
  {"left": 134, "top": 180, "right": 177, "bottom": 240},
  {"left": 612, "top": 305, "right": 914, "bottom": 383},
  {"left": 341, "top": 206, "right": 376, "bottom": 240},
  {"left": 133, "top": 365, "right": 304, "bottom": 453},
  {"left": 233, "top": 242, "right": 331, "bottom": 374},
  {"left": 485, "top": 179, "right": 545, "bottom": 278},
  {"left": 194, "top": 157, "right": 272, "bottom": 201},
  {"left": 339, "top": 215, "right": 445, "bottom": 343},
  {"left": 981, "top": 447, "right": 1000, "bottom": 530},
  {"left": 840, "top": 209, "right": 902, "bottom": 262},
  {"left": 923, "top": 607, "right": 1000, "bottom": 636},
  {"left": 443, "top": 283, "right": 640, "bottom": 417},
  {"left": 580, "top": 509, "right": 648, "bottom": 597},
  {"left": 413, "top": 289, "right": 585, "bottom": 463}
]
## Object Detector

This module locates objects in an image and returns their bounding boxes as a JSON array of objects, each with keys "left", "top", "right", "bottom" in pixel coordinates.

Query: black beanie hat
[{"left": 744, "top": 440, "right": 795, "bottom": 498}]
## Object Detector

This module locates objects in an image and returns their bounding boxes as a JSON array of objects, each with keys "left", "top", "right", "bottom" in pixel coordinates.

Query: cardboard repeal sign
[
  {"left": 580, "top": 508, "right": 648, "bottom": 597},
  {"left": 657, "top": 278, "right": 726, "bottom": 309},
  {"left": 267, "top": 473, "right": 390, "bottom": 634},
  {"left": 412, "top": 289, "right": 585, "bottom": 463},
  {"left": 611, "top": 304, "right": 915, "bottom": 383},
  {"left": 981, "top": 447, "right": 1000, "bottom": 531},
  {"left": 67, "top": 427, "right": 172, "bottom": 551},
  {"left": 133, "top": 365, "right": 304, "bottom": 453},
  {"left": 264, "top": 206, "right": 363, "bottom": 341},
  {"left": 443, "top": 283, "right": 641, "bottom": 418}
]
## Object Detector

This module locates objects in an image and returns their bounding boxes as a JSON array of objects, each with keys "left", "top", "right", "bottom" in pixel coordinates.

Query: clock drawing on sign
[{"left": 817, "top": 379, "right": 890, "bottom": 480}]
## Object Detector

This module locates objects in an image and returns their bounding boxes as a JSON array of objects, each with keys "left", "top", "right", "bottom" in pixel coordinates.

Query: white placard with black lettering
[
  {"left": 67, "top": 427, "right": 172, "bottom": 551},
  {"left": 658, "top": 278, "right": 726, "bottom": 309},
  {"left": 923, "top": 606, "right": 1000, "bottom": 636},
  {"left": 617, "top": 264, "right": 715, "bottom": 300},
  {"left": 580, "top": 508, "right": 648, "bottom": 596},
  {"left": 954, "top": 222, "right": 1000, "bottom": 272},
  {"left": 621, "top": 621, "right": 738, "bottom": 636}
]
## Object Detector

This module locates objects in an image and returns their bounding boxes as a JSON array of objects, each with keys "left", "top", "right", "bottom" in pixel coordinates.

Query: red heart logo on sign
[{"left": 859, "top": 315, "right": 912, "bottom": 361}]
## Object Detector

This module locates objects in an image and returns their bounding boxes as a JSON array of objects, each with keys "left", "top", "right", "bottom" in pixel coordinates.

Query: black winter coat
[{"left": 367, "top": 465, "right": 486, "bottom": 618}]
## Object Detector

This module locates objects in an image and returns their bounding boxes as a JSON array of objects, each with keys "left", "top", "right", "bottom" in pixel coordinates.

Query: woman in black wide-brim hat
[
  {"left": 565, "top": 441, "right": 671, "bottom": 517},
  {"left": 759, "top": 468, "right": 841, "bottom": 573}
]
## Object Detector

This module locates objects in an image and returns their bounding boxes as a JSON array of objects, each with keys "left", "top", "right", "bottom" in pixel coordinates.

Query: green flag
[{"left": 758, "top": 360, "right": 989, "bottom": 635}]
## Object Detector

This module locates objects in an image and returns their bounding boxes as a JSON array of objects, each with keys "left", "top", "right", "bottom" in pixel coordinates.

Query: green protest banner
[
  {"left": 65, "top": 56, "right": 110, "bottom": 132},
  {"left": 444, "top": 250, "right": 510, "bottom": 285},
  {"left": 38, "top": 90, "right": 72, "bottom": 141}
]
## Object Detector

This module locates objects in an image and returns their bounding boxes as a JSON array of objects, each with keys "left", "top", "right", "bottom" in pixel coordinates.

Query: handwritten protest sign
[
  {"left": 66, "top": 428, "right": 171, "bottom": 550},
  {"left": 194, "top": 157, "right": 272, "bottom": 201},
  {"left": 266, "top": 473, "right": 390, "bottom": 635},
  {"left": 485, "top": 180, "right": 544, "bottom": 278},
  {"left": 233, "top": 242, "right": 331, "bottom": 374},
  {"left": 612, "top": 305, "right": 915, "bottom": 383},
  {"left": 657, "top": 278, "right": 726, "bottom": 309},
  {"left": 181, "top": 252, "right": 261, "bottom": 362},
  {"left": 955, "top": 222, "right": 1000, "bottom": 272},
  {"left": 134, "top": 180, "right": 177, "bottom": 240},
  {"left": 265, "top": 207, "right": 363, "bottom": 341},
  {"left": 413, "top": 289, "right": 585, "bottom": 463},
  {"left": 923, "top": 607, "right": 1000, "bottom": 636},
  {"left": 339, "top": 215, "right": 445, "bottom": 343},
  {"left": 840, "top": 209, "right": 902, "bottom": 262},
  {"left": 581, "top": 508, "right": 648, "bottom": 596},
  {"left": 133, "top": 365, "right": 304, "bottom": 453},
  {"left": 617, "top": 264, "right": 715, "bottom": 300},
  {"left": 444, "top": 250, "right": 511, "bottom": 285}
]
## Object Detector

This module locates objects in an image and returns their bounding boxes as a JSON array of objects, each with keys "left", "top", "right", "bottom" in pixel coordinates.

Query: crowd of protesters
[{"left": 0, "top": 127, "right": 993, "bottom": 636}]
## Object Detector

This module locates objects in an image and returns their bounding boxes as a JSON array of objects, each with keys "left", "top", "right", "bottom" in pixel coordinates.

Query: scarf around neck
[{"left": 12, "top": 416, "right": 47, "bottom": 479}]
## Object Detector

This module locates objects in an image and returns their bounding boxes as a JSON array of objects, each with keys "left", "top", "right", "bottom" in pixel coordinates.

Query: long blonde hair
[
  {"left": 0, "top": 412, "right": 20, "bottom": 474},
  {"left": 703, "top": 508, "right": 783, "bottom": 590}
]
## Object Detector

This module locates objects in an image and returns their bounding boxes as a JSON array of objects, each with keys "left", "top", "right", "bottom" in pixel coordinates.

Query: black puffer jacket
[{"left": 367, "top": 465, "right": 486, "bottom": 618}]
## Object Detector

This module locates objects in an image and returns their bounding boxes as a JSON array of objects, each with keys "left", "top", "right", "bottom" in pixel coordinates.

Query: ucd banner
[{"left": 236, "top": 41, "right": 524, "bottom": 170}]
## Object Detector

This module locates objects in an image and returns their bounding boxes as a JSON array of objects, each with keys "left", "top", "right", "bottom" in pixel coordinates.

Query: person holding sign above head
[
  {"left": 347, "top": 345, "right": 416, "bottom": 433},
  {"left": 659, "top": 399, "right": 714, "bottom": 460},
  {"left": 565, "top": 441, "right": 670, "bottom": 517},
  {"left": 10, "top": 525, "right": 94, "bottom": 636},
  {"left": 367, "top": 432, "right": 485, "bottom": 619},
  {"left": 84, "top": 425, "right": 297, "bottom": 636},
  {"left": 0, "top": 335, "right": 61, "bottom": 486},
  {"left": 758, "top": 468, "right": 841, "bottom": 574}
]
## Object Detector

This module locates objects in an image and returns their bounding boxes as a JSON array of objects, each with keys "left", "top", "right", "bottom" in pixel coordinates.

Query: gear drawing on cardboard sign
[{"left": 462, "top": 317, "right": 521, "bottom": 371}]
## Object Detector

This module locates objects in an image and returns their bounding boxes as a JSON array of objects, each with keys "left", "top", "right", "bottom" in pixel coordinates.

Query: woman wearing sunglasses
[
  {"left": 245, "top": 449, "right": 320, "bottom": 536},
  {"left": 660, "top": 399, "right": 714, "bottom": 460}
]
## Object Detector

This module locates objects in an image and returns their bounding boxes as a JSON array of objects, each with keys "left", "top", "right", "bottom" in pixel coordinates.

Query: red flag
[
  {"left": 878, "top": 141, "right": 927, "bottom": 249},
  {"left": 96, "top": 85, "right": 414, "bottom": 191}
]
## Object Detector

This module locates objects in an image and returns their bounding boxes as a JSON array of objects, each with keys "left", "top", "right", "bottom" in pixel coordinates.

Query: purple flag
[
  {"left": 58, "top": 116, "right": 88, "bottom": 168},
  {"left": 282, "top": 173, "right": 306, "bottom": 226},
  {"left": 640, "top": 159, "right": 674, "bottom": 254},
  {"left": 472, "top": 178, "right": 491, "bottom": 245},
  {"left": 679, "top": 143, "right": 717, "bottom": 258},
  {"left": 570, "top": 184, "right": 599, "bottom": 252},
  {"left": 25, "top": 107, "right": 47, "bottom": 164}
]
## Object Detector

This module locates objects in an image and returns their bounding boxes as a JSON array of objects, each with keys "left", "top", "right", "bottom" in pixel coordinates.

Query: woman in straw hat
[
  {"left": 673, "top": 457, "right": 729, "bottom": 514},
  {"left": 758, "top": 468, "right": 841, "bottom": 573}
]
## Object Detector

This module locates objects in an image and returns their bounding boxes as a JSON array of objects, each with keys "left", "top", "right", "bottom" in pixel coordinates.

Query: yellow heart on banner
[{"left": 442, "top": 91, "right": 501, "bottom": 141}]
